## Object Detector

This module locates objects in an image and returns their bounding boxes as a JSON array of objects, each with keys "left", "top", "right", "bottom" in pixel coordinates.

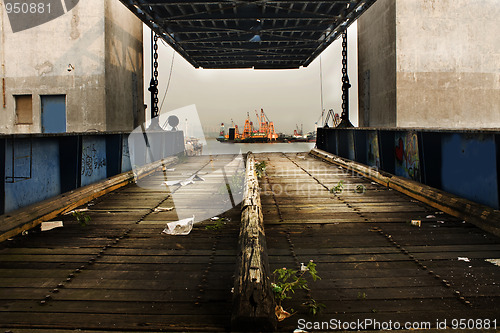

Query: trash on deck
[
  {"left": 162, "top": 216, "right": 195, "bottom": 235},
  {"left": 41, "top": 221, "right": 64, "bottom": 232}
]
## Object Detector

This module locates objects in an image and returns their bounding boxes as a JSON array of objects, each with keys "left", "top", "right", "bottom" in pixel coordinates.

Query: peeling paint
[{"left": 35, "top": 61, "right": 54, "bottom": 76}]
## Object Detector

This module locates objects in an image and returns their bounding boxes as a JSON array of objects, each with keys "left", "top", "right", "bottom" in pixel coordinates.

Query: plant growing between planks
[
  {"left": 331, "top": 180, "right": 344, "bottom": 194},
  {"left": 72, "top": 211, "right": 91, "bottom": 227},
  {"left": 205, "top": 217, "right": 229, "bottom": 231},
  {"left": 271, "top": 260, "right": 325, "bottom": 320},
  {"left": 354, "top": 184, "right": 366, "bottom": 193},
  {"left": 255, "top": 161, "right": 266, "bottom": 178}
]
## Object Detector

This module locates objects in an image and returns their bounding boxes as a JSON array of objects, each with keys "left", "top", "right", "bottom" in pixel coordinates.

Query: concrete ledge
[
  {"left": 231, "top": 152, "right": 277, "bottom": 332},
  {"left": 0, "top": 156, "right": 178, "bottom": 243},
  {"left": 310, "top": 148, "right": 500, "bottom": 237}
]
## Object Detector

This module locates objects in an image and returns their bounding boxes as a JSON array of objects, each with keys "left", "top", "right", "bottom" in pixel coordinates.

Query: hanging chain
[
  {"left": 148, "top": 32, "right": 159, "bottom": 120},
  {"left": 341, "top": 30, "right": 350, "bottom": 120},
  {"left": 152, "top": 34, "right": 159, "bottom": 118}
]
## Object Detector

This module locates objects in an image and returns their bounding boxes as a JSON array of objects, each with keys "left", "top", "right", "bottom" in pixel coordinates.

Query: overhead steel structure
[{"left": 119, "top": 0, "right": 376, "bottom": 69}]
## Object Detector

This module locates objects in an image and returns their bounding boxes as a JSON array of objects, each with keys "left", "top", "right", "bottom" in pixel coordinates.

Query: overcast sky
[{"left": 144, "top": 23, "right": 358, "bottom": 136}]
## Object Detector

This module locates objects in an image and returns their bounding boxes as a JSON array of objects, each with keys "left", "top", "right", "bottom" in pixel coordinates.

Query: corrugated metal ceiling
[{"left": 119, "top": 0, "right": 377, "bottom": 69}]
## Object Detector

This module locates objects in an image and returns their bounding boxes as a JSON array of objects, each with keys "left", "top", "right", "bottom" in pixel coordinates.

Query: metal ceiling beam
[{"left": 119, "top": 0, "right": 377, "bottom": 69}]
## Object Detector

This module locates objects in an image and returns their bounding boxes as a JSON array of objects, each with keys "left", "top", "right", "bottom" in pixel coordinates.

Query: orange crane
[
  {"left": 243, "top": 112, "right": 253, "bottom": 139},
  {"left": 218, "top": 109, "right": 277, "bottom": 142}
]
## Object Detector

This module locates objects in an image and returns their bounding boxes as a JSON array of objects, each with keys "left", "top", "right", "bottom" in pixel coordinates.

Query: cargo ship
[
  {"left": 217, "top": 109, "right": 316, "bottom": 143},
  {"left": 217, "top": 109, "right": 279, "bottom": 143}
]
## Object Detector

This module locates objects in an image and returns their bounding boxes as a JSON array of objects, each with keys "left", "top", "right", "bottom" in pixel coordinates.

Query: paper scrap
[
  {"left": 41, "top": 221, "right": 63, "bottom": 232},
  {"left": 162, "top": 216, "right": 195, "bottom": 235},
  {"left": 485, "top": 259, "right": 500, "bottom": 266},
  {"left": 63, "top": 208, "right": 88, "bottom": 215},
  {"left": 154, "top": 207, "right": 174, "bottom": 212},
  {"left": 163, "top": 173, "right": 206, "bottom": 187},
  {"left": 458, "top": 257, "right": 471, "bottom": 262}
]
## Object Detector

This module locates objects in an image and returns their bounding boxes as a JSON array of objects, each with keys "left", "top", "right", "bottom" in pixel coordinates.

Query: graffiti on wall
[
  {"left": 395, "top": 132, "right": 420, "bottom": 181},
  {"left": 81, "top": 144, "right": 106, "bottom": 177}
]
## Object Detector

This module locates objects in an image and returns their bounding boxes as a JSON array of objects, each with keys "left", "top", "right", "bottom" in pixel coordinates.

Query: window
[{"left": 15, "top": 95, "right": 33, "bottom": 124}]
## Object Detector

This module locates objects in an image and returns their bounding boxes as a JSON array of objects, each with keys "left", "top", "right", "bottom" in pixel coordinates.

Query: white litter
[
  {"left": 162, "top": 216, "right": 195, "bottom": 235},
  {"left": 180, "top": 178, "right": 194, "bottom": 186},
  {"left": 485, "top": 259, "right": 500, "bottom": 267},
  {"left": 458, "top": 257, "right": 471, "bottom": 262},
  {"left": 154, "top": 207, "right": 174, "bottom": 212},
  {"left": 41, "top": 221, "right": 64, "bottom": 232},
  {"left": 426, "top": 215, "right": 436, "bottom": 219},
  {"left": 63, "top": 208, "right": 89, "bottom": 215},
  {"left": 211, "top": 217, "right": 220, "bottom": 221},
  {"left": 163, "top": 174, "right": 206, "bottom": 187}
]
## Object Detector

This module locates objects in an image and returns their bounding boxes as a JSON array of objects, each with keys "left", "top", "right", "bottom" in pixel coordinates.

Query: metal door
[{"left": 41, "top": 95, "right": 66, "bottom": 133}]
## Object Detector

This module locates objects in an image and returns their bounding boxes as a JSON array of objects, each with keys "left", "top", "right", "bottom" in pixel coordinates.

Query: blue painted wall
[
  {"left": 1, "top": 132, "right": 185, "bottom": 215},
  {"left": 121, "top": 135, "right": 132, "bottom": 172},
  {"left": 441, "top": 134, "right": 498, "bottom": 209},
  {"left": 80, "top": 136, "right": 108, "bottom": 187},
  {"left": 4, "top": 139, "right": 61, "bottom": 212},
  {"left": 317, "top": 128, "right": 500, "bottom": 210}
]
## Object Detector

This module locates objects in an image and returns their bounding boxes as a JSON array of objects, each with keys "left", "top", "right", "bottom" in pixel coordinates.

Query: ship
[
  {"left": 217, "top": 109, "right": 316, "bottom": 143},
  {"left": 217, "top": 109, "right": 279, "bottom": 143}
]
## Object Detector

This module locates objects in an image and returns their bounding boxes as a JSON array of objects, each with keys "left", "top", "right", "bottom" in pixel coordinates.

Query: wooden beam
[{"left": 231, "top": 152, "right": 276, "bottom": 331}]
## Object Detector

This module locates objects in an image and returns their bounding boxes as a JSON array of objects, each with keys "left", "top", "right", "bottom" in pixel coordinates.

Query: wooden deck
[
  {"left": 1, "top": 152, "right": 500, "bottom": 332},
  {"left": 259, "top": 153, "right": 500, "bottom": 331},
  {"left": 0, "top": 155, "right": 242, "bottom": 332}
]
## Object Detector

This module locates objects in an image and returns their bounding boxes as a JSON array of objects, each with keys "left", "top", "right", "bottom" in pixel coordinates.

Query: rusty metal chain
[
  {"left": 148, "top": 32, "right": 160, "bottom": 119},
  {"left": 341, "top": 30, "right": 350, "bottom": 121}
]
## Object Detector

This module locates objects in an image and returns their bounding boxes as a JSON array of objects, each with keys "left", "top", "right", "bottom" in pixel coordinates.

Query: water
[{"left": 202, "top": 138, "right": 315, "bottom": 155}]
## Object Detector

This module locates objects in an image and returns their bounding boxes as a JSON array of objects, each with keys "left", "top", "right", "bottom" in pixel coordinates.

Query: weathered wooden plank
[
  {"left": 0, "top": 312, "right": 230, "bottom": 331},
  {"left": 232, "top": 152, "right": 276, "bottom": 331},
  {"left": 1, "top": 300, "right": 232, "bottom": 316}
]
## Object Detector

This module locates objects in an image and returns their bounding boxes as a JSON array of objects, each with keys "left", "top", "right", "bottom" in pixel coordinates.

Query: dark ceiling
[{"left": 119, "top": 0, "right": 377, "bottom": 69}]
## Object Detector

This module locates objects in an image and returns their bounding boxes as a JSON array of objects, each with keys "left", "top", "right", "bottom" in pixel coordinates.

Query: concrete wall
[
  {"left": 0, "top": 0, "right": 143, "bottom": 134},
  {"left": 357, "top": 0, "right": 397, "bottom": 127},
  {"left": 104, "top": 0, "right": 144, "bottom": 131},
  {"left": 358, "top": 0, "right": 500, "bottom": 129},
  {"left": 396, "top": 0, "right": 500, "bottom": 128}
]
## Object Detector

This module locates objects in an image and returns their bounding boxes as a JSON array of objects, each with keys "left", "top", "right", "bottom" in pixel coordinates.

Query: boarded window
[{"left": 15, "top": 95, "right": 33, "bottom": 124}]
